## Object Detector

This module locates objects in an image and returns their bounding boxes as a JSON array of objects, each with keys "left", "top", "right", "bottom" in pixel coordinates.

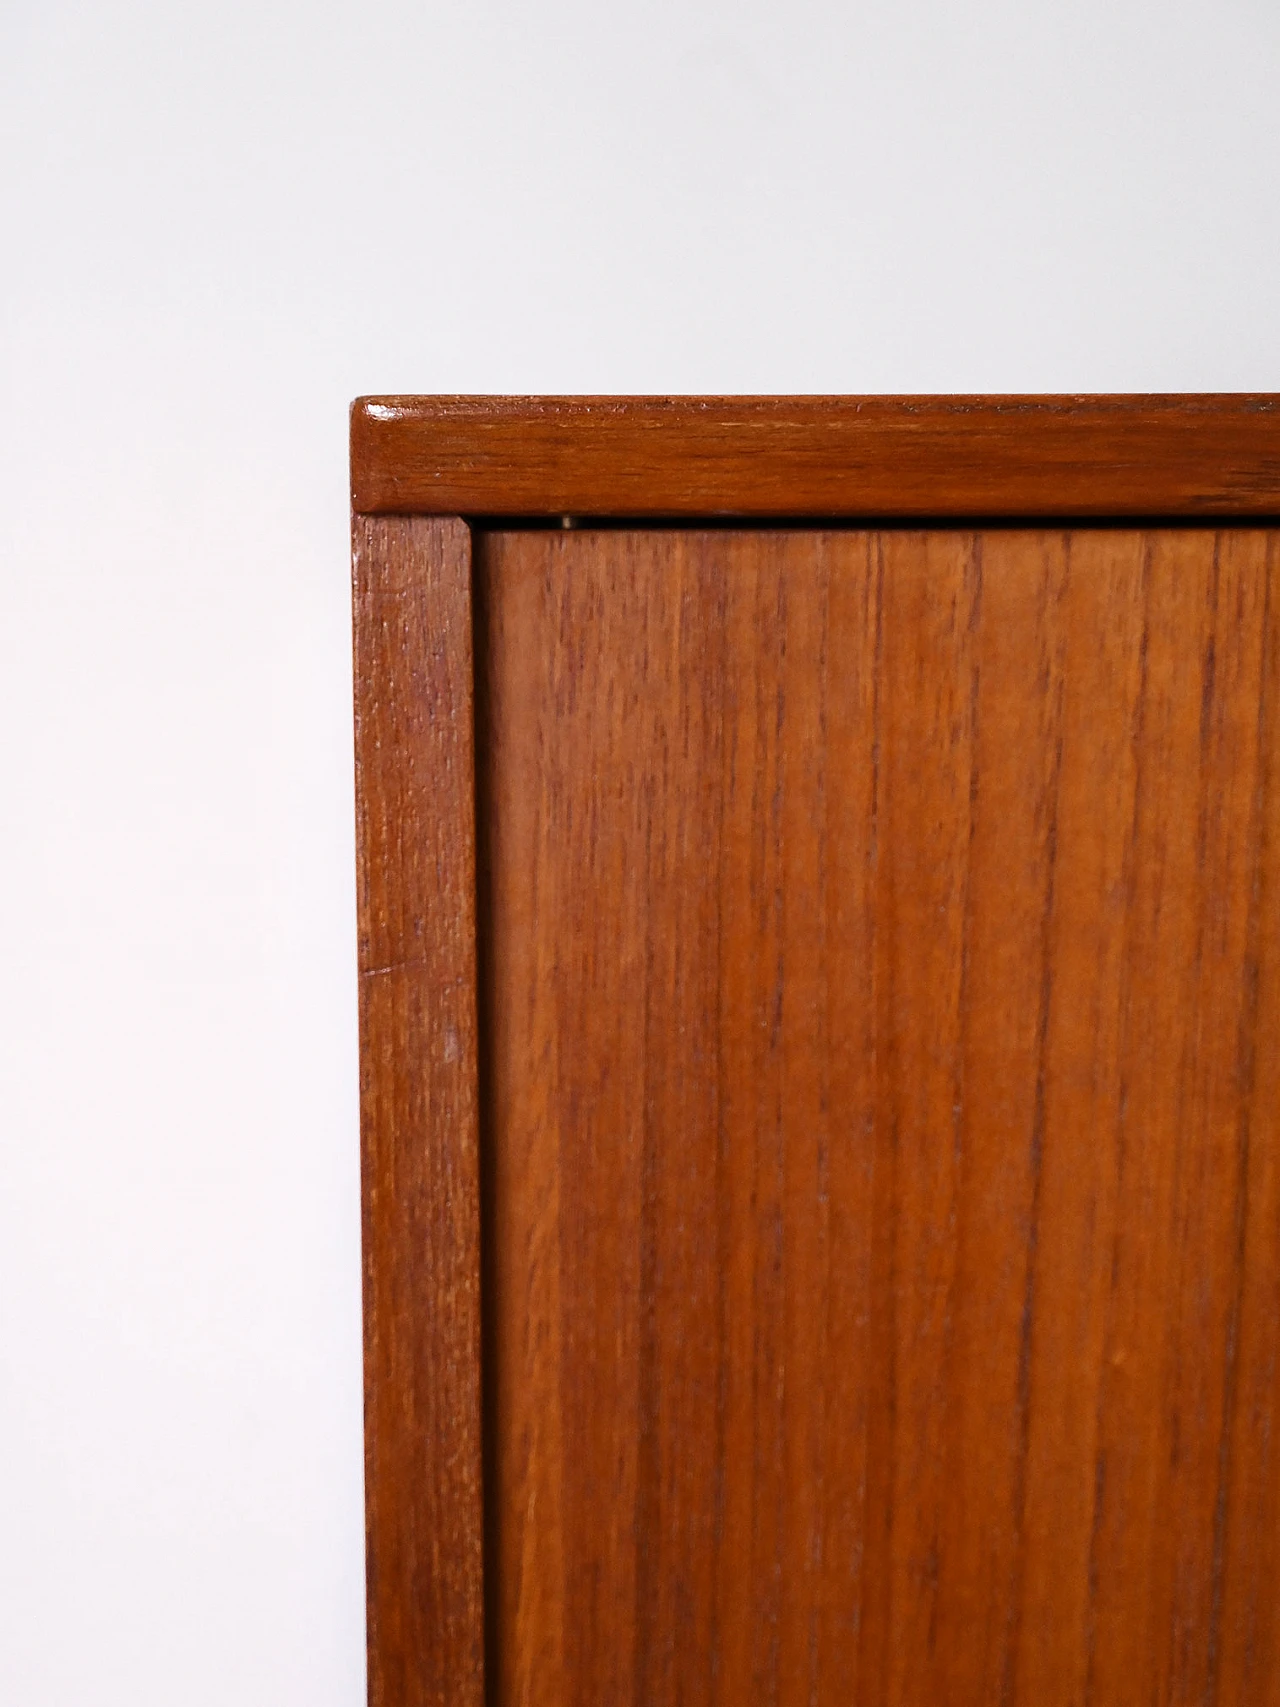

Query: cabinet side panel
[
  {"left": 479, "top": 524, "right": 1280, "bottom": 1707},
  {"left": 353, "top": 516, "right": 483, "bottom": 1707}
]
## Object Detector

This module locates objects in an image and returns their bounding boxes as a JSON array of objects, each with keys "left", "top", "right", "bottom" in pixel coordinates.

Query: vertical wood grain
[
  {"left": 353, "top": 515, "right": 484, "bottom": 1707},
  {"left": 477, "top": 524, "right": 1279, "bottom": 1707},
  {"left": 1216, "top": 535, "right": 1280, "bottom": 1707},
  {"left": 1012, "top": 531, "right": 1147, "bottom": 1706}
]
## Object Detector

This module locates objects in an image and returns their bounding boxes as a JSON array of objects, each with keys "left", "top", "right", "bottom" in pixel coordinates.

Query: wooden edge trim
[
  {"left": 351, "top": 394, "right": 1280, "bottom": 519},
  {"left": 353, "top": 516, "right": 484, "bottom": 1707}
]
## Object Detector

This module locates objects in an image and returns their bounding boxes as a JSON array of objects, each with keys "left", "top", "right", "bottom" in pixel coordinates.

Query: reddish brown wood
[
  {"left": 352, "top": 397, "right": 1280, "bottom": 1707},
  {"left": 353, "top": 515, "right": 484, "bottom": 1707},
  {"left": 475, "top": 524, "right": 1280, "bottom": 1707},
  {"left": 351, "top": 395, "right": 1280, "bottom": 519}
]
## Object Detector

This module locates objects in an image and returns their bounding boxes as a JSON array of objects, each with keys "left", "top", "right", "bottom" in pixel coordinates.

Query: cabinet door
[{"left": 475, "top": 523, "right": 1280, "bottom": 1707}]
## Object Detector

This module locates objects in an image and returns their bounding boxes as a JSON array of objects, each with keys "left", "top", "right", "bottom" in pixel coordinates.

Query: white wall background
[{"left": 2, "top": 2, "right": 1278, "bottom": 1702}]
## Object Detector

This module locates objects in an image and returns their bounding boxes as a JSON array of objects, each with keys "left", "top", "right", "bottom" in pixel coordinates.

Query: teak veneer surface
[
  {"left": 354, "top": 517, "right": 484, "bottom": 1707},
  {"left": 353, "top": 397, "right": 1280, "bottom": 1707},
  {"left": 351, "top": 394, "right": 1280, "bottom": 518},
  {"left": 476, "top": 524, "right": 1280, "bottom": 1707}
]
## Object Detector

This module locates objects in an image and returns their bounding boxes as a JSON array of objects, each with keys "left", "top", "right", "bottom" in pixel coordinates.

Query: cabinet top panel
[{"left": 350, "top": 394, "right": 1280, "bottom": 520}]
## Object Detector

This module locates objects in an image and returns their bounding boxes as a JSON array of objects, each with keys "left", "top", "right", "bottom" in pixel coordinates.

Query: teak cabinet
[{"left": 352, "top": 396, "right": 1280, "bottom": 1707}]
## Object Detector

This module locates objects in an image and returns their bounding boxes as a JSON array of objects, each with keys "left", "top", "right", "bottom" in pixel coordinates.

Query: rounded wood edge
[{"left": 350, "top": 394, "right": 1280, "bottom": 520}]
